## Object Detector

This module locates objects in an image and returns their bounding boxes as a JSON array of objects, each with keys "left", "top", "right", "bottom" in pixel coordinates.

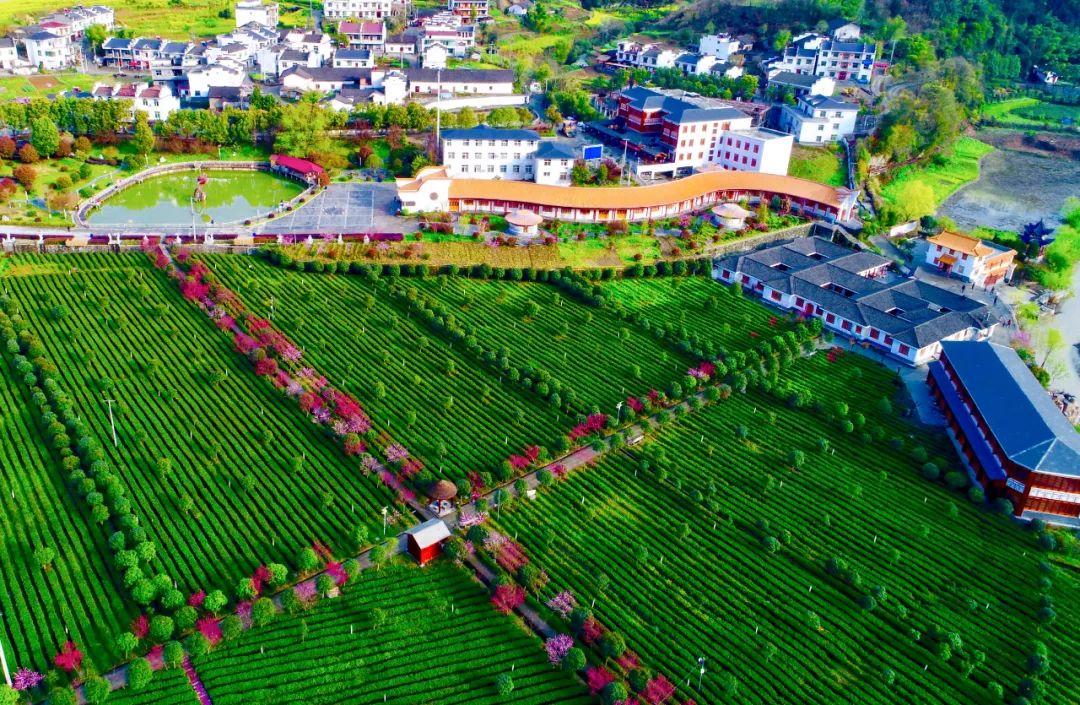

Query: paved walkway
[{"left": 181, "top": 657, "right": 213, "bottom": 705}]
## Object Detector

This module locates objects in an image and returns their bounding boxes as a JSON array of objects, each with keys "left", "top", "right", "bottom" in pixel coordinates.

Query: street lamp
[
  {"left": 381, "top": 506, "right": 388, "bottom": 537},
  {"left": 615, "top": 400, "right": 623, "bottom": 423},
  {"left": 697, "top": 656, "right": 706, "bottom": 692}
]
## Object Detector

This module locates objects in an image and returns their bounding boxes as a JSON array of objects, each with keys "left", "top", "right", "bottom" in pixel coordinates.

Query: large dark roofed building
[
  {"left": 928, "top": 341, "right": 1080, "bottom": 525},
  {"left": 714, "top": 237, "right": 997, "bottom": 364}
]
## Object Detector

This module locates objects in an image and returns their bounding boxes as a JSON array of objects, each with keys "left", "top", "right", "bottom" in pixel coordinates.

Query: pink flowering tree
[
  {"left": 547, "top": 591, "right": 576, "bottom": 618},
  {"left": 643, "top": 675, "right": 677, "bottom": 705},
  {"left": 53, "top": 641, "right": 83, "bottom": 673},
  {"left": 491, "top": 584, "right": 525, "bottom": 614},
  {"left": 12, "top": 668, "right": 44, "bottom": 691}
]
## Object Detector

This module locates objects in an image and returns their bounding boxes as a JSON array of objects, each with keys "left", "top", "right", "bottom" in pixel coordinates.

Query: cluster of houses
[
  {"left": 1, "top": 4, "right": 114, "bottom": 71},
  {"left": 1, "top": 0, "right": 520, "bottom": 123},
  {"left": 608, "top": 33, "right": 745, "bottom": 80}
]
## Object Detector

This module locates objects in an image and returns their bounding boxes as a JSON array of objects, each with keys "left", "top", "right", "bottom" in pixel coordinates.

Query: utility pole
[
  {"left": 435, "top": 68, "right": 442, "bottom": 162},
  {"left": 103, "top": 398, "right": 118, "bottom": 447}
]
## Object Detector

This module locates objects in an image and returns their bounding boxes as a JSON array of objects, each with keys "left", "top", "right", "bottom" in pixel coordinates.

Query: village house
[
  {"left": 776, "top": 94, "right": 858, "bottom": 143},
  {"left": 384, "top": 32, "right": 418, "bottom": 57},
  {"left": 322, "top": 0, "right": 393, "bottom": 20},
  {"left": 25, "top": 30, "right": 80, "bottom": 70},
  {"left": 235, "top": 0, "right": 279, "bottom": 28},
  {"left": 928, "top": 341, "right": 1080, "bottom": 526},
  {"left": 768, "top": 71, "right": 836, "bottom": 98},
  {"left": 333, "top": 48, "right": 375, "bottom": 69},
  {"left": 42, "top": 5, "right": 115, "bottom": 36},
  {"left": 698, "top": 33, "right": 741, "bottom": 61},
  {"left": 88, "top": 82, "right": 180, "bottom": 122},
  {"left": 447, "top": 0, "right": 490, "bottom": 23},
  {"left": 186, "top": 61, "right": 249, "bottom": 99},
  {"left": 925, "top": 231, "right": 1017, "bottom": 287},
  {"left": 405, "top": 67, "right": 514, "bottom": 95},
  {"left": 533, "top": 141, "right": 577, "bottom": 186},
  {"left": 339, "top": 21, "right": 386, "bottom": 50},
  {"left": 714, "top": 237, "right": 996, "bottom": 365},
  {"left": 766, "top": 28, "right": 875, "bottom": 83},
  {"left": 0, "top": 38, "right": 19, "bottom": 70}
]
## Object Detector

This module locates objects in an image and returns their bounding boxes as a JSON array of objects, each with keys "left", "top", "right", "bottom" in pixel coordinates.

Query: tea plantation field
[
  {"left": 193, "top": 560, "right": 593, "bottom": 705},
  {"left": 200, "top": 254, "right": 569, "bottom": 482},
  {"left": 493, "top": 359, "right": 1078, "bottom": 705},
  {"left": 2, "top": 253, "right": 397, "bottom": 592},
  {"left": 0, "top": 344, "right": 132, "bottom": 673}
]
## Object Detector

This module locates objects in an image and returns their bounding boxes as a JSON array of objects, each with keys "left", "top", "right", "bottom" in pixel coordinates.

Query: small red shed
[{"left": 404, "top": 518, "right": 452, "bottom": 566}]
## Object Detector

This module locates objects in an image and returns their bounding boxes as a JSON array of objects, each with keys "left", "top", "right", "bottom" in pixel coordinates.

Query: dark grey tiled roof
[
  {"left": 941, "top": 341, "right": 1080, "bottom": 476},
  {"left": 535, "top": 141, "right": 577, "bottom": 160},
  {"left": 442, "top": 126, "right": 539, "bottom": 142},
  {"left": 405, "top": 68, "right": 514, "bottom": 83},
  {"left": 769, "top": 71, "right": 818, "bottom": 88}
]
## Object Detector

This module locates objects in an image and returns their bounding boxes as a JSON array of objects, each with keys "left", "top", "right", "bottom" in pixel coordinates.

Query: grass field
[
  {"left": 1, "top": 253, "right": 397, "bottom": 592},
  {"left": 493, "top": 352, "right": 1078, "bottom": 704},
  {"left": 0, "top": 74, "right": 93, "bottom": 101},
  {"left": 0, "top": 339, "right": 133, "bottom": 674},
  {"left": 982, "top": 98, "right": 1080, "bottom": 129},
  {"left": 880, "top": 137, "right": 994, "bottom": 211},
  {"left": 193, "top": 560, "right": 592, "bottom": 705},
  {"left": 789, "top": 144, "right": 848, "bottom": 187},
  {"left": 0, "top": 0, "right": 312, "bottom": 39},
  {"left": 199, "top": 255, "right": 568, "bottom": 482}
]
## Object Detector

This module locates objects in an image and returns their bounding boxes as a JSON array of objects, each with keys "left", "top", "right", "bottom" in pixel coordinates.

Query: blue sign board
[{"left": 582, "top": 144, "right": 603, "bottom": 161}]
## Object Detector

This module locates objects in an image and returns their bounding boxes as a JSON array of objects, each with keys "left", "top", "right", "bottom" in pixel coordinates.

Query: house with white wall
[
  {"left": 441, "top": 126, "right": 539, "bottom": 179},
  {"left": 926, "top": 231, "right": 1017, "bottom": 288},
  {"left": 533, "top": 141, "right": 576, "bottom": 185},
  {"left": 25, "top": 31, "right": 80, "bottom": 70},
  {"left": 714, "top": 237, "right": 998, "bottom": 366},
  {"left": 186, "top": 62, "right": 248, "bottom": 98},
  {"left": 0, "top": 38, "right": 19, "bottom": 70},
  {"left": 323, "top": 0, "right": 392, "bottom": 20},
  {"left": 713, "top": 128, "right": 793, "bottom": 176},
  {"left": 333, "top": 48, "right": 375, "bottom": 68},
  {"left": 777, "top": 94, "right": 857, "bottom": 143},
  {"left": 698, "top": 34, "right": 741, "bottom": 61},
  {"left": 90, "top": 82, "right": 180, "bottom": 122},
  {"left": 235, "top": 1, "right": 279, "bottom": 28}
]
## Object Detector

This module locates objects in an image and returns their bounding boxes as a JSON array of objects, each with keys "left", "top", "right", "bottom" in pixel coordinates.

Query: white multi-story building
[
  {"left": 767, "top": 31, "right": 875, "bottom": 83},
  {"left": 25, "top": 31, "right": 79, "bottom": 70},
  {"left": 714, "top": 128, "right": 793, "bottom": 176},
  {"left": 533, "top": 141, "right": 576, "bottom": 186},
  {"left": 235, "top": 1, "right": 279, "bottom": 28},
  {"left": 442, "top": 126, "right": 539, "bottom": 180},
  {"left": 406, "top": 67, "right": 514, "bottom": 95},
  {"left": 322, "top": 0, "right": 392, "bottom": 20},
  {"left": 90, "top": 82, "right": 180, "bottom": 122},
  {"left": 41, "top": 5, "right": 115, "bottom": 36},
  {"left": 698, "top": 34, "right": 741, "bottom": 61},
  {"left": 422, "top": 44, "right": 447, "bottom": 69},
  {"left": 925, "top": 231, "right": 1017, "bottom": 288},
  {"left": 339, "top": 21, "right": 385, "bottom": 49},
  {"left": 0, "top": 38, "right": 19, "bottom": 70},
  {"left": 420, "top": 22, "right": 475, "bottom": 58},
  {"left": 777, "top": 95, "right": 858, "bottom": 144}
]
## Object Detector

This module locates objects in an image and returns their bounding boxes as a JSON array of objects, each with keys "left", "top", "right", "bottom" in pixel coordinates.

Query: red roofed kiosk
[
  {"left": 404, "top": 518, "right": 452, "bottom": 566},
  {"left": 270, "top": 154, "right": 326, "bottom": 185}
]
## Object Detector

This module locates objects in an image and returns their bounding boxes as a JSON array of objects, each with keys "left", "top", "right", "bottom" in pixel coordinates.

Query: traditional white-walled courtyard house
[
  {"left": 925, "top": 231, "right": 1017, "bottom": 288},
  {"left": 333, "top": 48, "right": 375, "bottom": 69},
  {"left": 768, "top": 71, "right": 836, "bottom": 98},
  {"left": 777, "top": 94, "right": 858, "bottom": 143},
  {"left": 714, "top": 237, "right": 997, "bottom": 365}
]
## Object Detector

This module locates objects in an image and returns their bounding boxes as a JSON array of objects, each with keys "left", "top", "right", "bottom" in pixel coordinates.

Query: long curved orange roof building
[{"left": 397, "top": 167, "right": 857, "bottom": 224}]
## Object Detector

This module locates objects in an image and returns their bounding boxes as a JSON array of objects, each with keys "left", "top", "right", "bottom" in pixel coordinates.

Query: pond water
[
  {"left": 938, "top": 150, "right": 1080, "bottom": 231},
  {"left": 88, "top": 169, "right": 304, "bottom": 227}
]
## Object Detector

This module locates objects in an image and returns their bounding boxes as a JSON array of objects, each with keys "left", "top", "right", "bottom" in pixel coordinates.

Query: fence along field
[
  {"left": 199, "top": 255, "right": 568, "bottom": 481},
  {"left": 495, "top": 368, "right": 1077, "bottom": 705},
  {"left": 1, "top": 253, "right": 397, "bottom": 592},
  {"left": 0, "top": 353, "right": 132, "bottom": 674},
  {"left": 193, "top": 560, "right": 593, "bottom": 705},
  {"left": 407, "top": 278, "right": 700, "bottom": 412}
]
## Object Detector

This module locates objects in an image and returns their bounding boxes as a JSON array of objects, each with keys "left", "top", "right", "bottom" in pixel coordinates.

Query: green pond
[{"left": 88, "top": 169, "right": 304, "bottom": 227}]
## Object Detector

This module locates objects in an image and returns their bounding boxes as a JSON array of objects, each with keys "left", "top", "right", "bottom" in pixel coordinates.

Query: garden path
[{"left": 181, "top": 656, "right": 213, "bottom": 705}]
